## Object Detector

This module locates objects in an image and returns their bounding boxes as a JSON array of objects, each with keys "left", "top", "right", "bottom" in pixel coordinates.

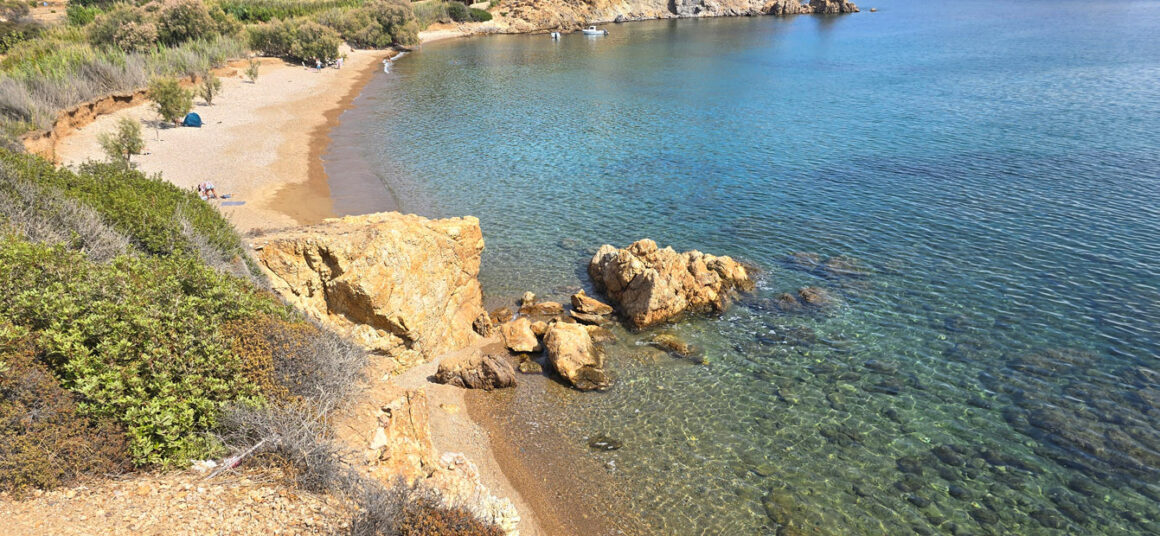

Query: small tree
[
  {"left": 198, "top": 71, "right": 222, "bottom": 105},
  {"left": 245, "top": 59, "right": 260, "bottom": 83},
  {"left": 148, "top": 77, "right": 193, "bottom": 126},
  {"left": 98, "top": 117, "right": 145, "bottom": 168}
]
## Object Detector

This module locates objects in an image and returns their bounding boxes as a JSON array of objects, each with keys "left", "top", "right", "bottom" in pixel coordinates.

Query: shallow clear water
[{"left": 327, "top": 1, "right": 1160, "bottom": 533}]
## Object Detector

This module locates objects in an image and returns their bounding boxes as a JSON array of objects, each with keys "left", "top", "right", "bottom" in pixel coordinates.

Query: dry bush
[
  {"left": 0, "top": 171, "right": 130, "bottom": 263},
  {"left": 0, "top": 326, "right": 131, "bottom": 496},
  {"left": 350, "top": 481, "right": 504, "bottom": 536}
]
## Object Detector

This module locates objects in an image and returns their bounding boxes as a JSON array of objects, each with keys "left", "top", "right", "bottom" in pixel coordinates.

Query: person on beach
[
  {"left": 336, "top": 57, "right": 344, "bottom": 69},
  {"left": 315, "top": 58, "right": 322, "bottom": 70},
  {"left": 197, "top": 181, "right": 218, "bottom": 200}
]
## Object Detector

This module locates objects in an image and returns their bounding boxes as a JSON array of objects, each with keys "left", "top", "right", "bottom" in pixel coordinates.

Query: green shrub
[
  {"left": 88, "top": 5, "right": 158, "bottom": 52},
  {"left": 245, "top": 57, "right": 260, "bottom": 81},
  {"left": 148, "top": 76, "right": 193, "bottom": 125},
  {"left": 317, "top": 0, "right": 420, "bottom": 48},
  {"left": 0, "top": 21, "right": 42, "bottom": 54},
  {"left": 288, "top": 20, "right": 339, "bottom": 62},
  {"left": 468, "top": 7, "right": 490, "bottom": 22},
  {"left": 444, "top": 1, "right": 466, "bottom": 22},
  {"left": 98, "top": 116, "right": 145, "bottom": 167},
  {"left": 0, "top": 150, "right": 248, "bottom": 267},
  {"left": 0, "top": 324, "right": 131, "bottom": 495},
  {"left": 0, "top": 238, "right": 288, "bottom": 466},
  {"left": 157, "top": 0, "right": 218, "bottom": 45},
  {"left": 220, "top": 0, "right": 363, "bottom": 23},
  {"left": 198, "top": 70, "right": 222, "bottom": 104},
  {"left": 66, "top": 3, "right": 102, "bottom": 26},
  {"left": 247, "top": 19, "right": 338, "bottom": 62}
]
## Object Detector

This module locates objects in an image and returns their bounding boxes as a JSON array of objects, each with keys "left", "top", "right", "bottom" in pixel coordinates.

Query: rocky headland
[
  {"left": 252, "top": 212, "right": 486, "bottom": 370},
  {"left": 495, "top": 0, "right": 859, "bottom": 33}
]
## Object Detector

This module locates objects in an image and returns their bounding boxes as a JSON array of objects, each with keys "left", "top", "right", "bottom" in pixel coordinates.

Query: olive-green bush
[
  {"left": 0, "top": 238, "right": 289, "bottom": 465},
  {"left": 0, "top": 150, "right": 249, "bottom": 271},
  {"left": 0, "top": 324, "right": 131, "bottom": 495},
  {"left": 247, "top": 18, "right": 340, "bottom": 62}
]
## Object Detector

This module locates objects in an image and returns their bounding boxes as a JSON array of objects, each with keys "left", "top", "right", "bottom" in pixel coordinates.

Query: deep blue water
[{"left": 327, "top": 1, "right": 1160, "bottom": 533}]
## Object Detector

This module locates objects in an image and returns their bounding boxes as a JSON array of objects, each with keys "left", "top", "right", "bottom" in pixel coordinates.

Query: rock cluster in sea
[{"left": 587, "top": 238, "right": 754, "bottom": 329}]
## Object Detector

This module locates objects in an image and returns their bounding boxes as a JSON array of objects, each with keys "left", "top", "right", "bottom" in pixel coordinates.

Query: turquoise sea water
[{"left": 327, "top": 1, "right": 1160, "bottom": 533}]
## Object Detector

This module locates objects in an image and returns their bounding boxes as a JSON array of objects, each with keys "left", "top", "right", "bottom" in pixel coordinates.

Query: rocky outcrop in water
[
  {"left": 252, "top": 212, "right": 485, "bottom": 369},
  {"left": 809, "top": 0, "right": 859, "bottom": 14},
  {"left": 496, "top": 0, "right": 857, "bottom": 33},
  {"left": 588, "top": 239, "right": 754, "bottom": 329},
  {"left": 434, "top": 348, "right": 518, "bottom": 390},
  {"left": 543, "top": 321, "right": 610, "bottom": 390}
]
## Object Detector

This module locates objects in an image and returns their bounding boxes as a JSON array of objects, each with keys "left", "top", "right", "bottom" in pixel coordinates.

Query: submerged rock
[
  {"left": 797, "top": 286, "right": 837, "bottom": 307},
  {"left": 649, "top": 332, "right": 695, "bottom": 358},
  {"left": 584, "top": 325, "right": 618, "bottom": 344},
  {"left": 821, "top": 254, "right": 870, "bottom": 278},
  {"left": 587, "top": 434, "right": 622, "bottom": 451},
  {"left": 517, "top": 358, "right": 543, "bottom": 374},
  {"left": 588, "top": 239, "right": 753, "bottom": 329},
  {"left": 543, "top": 322, "right": 609, "bottom": 390},
  {"left": 434, "top": 349, "right": 517, "bottom": 390}
]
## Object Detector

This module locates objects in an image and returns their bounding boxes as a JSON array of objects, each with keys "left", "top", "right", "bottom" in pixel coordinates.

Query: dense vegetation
[{"left": 0, "top": 0, "right": 442, "bottom": 146}]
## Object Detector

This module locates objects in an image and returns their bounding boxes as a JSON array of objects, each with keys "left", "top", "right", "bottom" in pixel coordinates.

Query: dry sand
[{"left": 55, "top": 48, "right": 388, "bottom": 232}]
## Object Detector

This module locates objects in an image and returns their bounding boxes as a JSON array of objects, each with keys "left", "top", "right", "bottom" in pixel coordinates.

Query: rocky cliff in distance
[
  {"left": 497, "top": 0, "right": 857, "bottom": 32},
  {"left": 253, "top": 212, "right": 485, "bottom": 370}
]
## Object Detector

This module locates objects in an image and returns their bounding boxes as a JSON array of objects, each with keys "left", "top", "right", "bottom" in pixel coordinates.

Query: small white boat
[
  {"left": 550, "top": 31, "right": 560, "bottom": 39},
  {"left": 581, "top": 26, "right": 608, "bottom": 36}
]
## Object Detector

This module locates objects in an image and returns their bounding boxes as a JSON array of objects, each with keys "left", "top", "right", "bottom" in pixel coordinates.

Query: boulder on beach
[
  {"left": 472, "top": 312, "right": 494, "bottom": 337},
  {"left": 521, "top": 291, "right": 536, "bottom": 307},
  {"left": 571, "top": 290, "right": 614, "bottom": 316},
  {"left": 520, "top": 300, "right": 564, "bottom": 317},
  {"left": 543, "top": 321, "right": 609, "bottom": 390},
  {"left": 434, "top": 349, "right": 517, "bottom": 390},
  {"left": 489, "top": 307, "right": 514, "bottom": 324},
  {"left": 569, "top": 310, "right": 609, "bottom": 325},
  {"left": 502, "top": 316, "right": 541, "bottom": 354},
  {"left": 587, "top": 239, "right": 754, "bottom": 329}
]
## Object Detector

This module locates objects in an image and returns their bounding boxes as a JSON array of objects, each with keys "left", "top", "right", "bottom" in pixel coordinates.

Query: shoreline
[{"left": 49, "top": 34, "right": 556, "bottom": 536}]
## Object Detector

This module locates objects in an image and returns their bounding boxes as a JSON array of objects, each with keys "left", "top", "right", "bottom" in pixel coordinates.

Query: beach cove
[{"left": 47, "top": 1, "right": 1160, "bottom": 535}]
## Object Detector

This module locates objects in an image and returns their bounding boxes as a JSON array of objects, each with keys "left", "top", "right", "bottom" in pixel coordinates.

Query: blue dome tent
[{"left": 182, "top": 112, "right": 202, "bottom": 127}]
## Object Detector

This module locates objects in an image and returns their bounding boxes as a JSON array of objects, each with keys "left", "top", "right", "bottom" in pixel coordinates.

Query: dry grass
[
  {"left": 0, "top": 167, "right": 130, "bottom": 262},
  {"left": 0, "top": 33, "right": 246, "bottom": 142}
]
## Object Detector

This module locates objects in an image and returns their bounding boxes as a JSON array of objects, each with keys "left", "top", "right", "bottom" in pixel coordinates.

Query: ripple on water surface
[{"left": 327, "top": 1, "right": 1160, "bottom": 533}]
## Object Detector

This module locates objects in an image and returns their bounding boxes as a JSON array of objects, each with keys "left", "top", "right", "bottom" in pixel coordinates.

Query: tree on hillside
[
  {"left": 148, "top": 77, "right": 193, "bottom": 126},
  {"left": 98, "top": 117, "right": 145, "bottom": 168}
]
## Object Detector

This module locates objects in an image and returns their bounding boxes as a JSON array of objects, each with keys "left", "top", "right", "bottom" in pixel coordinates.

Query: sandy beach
[
  {"left": 55, "top": 47, "right": 385, "bottom": 232},
  {"left": 52, "top": 33, "right": 551, "bottom": 536}
]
